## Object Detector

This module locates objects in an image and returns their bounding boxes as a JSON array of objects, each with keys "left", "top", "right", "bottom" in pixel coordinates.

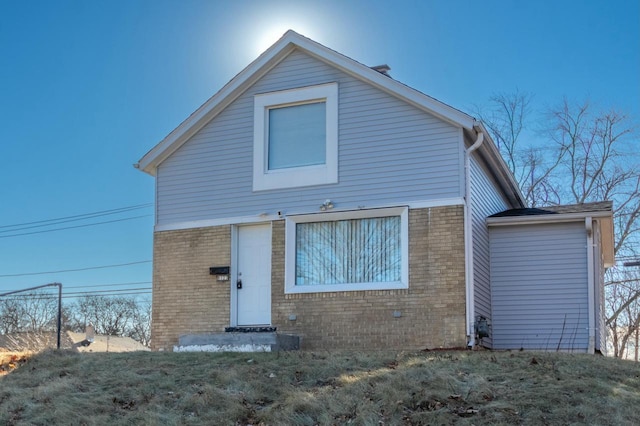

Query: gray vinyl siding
[
  {"left": 156, "top": 49, "right": 463, "bottom": 226},
  {"left": 490, "top": 222, "right": 589, "bottom": 351},
  {"left": 470, "top": 155, "right": 509, "bottom": 347}
]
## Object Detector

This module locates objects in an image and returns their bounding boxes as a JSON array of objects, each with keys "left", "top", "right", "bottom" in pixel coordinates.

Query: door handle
[{"left": 237, "top": 279, "right": 242, "bottom": 289}]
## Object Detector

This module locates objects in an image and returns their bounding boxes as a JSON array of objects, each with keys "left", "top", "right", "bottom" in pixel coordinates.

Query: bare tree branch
[{"left": 480, "top": 93, "right": 639, "bottom": 358}]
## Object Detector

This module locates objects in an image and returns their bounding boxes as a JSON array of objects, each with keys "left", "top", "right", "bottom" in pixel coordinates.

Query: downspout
[
  {"left": 464, "top": 124, "right": 484, "bottom": 347},
  {"left": 585, "top": 217, "right": 596, "bottom": 353}
]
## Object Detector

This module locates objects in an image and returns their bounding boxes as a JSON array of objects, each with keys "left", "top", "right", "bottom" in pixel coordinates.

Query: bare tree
[
  {"left": 548, "top": 100, "right": 639, "bottom": 237},
  {"left": 0, "top": 298, "right": 22, "bottom": 334},
  {"left": 73, "top": 295, "right": 136, "bottom": 336},
  {"left": 475, "top": 91, "right": 566, "bottom": 206},
  {"left": 127, "top": 299, "right": 151, "bottom": 347},
  {"left": 606, "top": 269, "right": 640, "bottom": 359},
  {"left": 479, "top": 94, "right": 640, "bottom": 357},
  {"left": 71, "top": 295, "right": 151, "bottom": 346},
  {"left": 0, "top": 291, "right": 151, "bottom": 347},
  {"left": 549, "top": 101, "right": 640, "bottom": 357},
  {"left": 0, "top": 290, "right": 58, "bottom": 333}
]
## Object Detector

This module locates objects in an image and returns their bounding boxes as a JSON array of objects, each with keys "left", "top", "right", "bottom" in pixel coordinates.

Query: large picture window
[
  {"left": 253, "top": 83, "right": 338, "bottom": 191},
  {"left": 285, "top": 207, "right": 409, "bottom": 293}
]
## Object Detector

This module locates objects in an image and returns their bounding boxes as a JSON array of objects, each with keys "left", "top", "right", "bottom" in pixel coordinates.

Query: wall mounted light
[{"left": 320, "top": 199, "right": 334, "bottom": 211}]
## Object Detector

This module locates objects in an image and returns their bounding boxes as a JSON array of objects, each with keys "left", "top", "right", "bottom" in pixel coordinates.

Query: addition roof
[
  {"left": 488, "top": 201, "right": 615, "bottom": 267},
  {"left": 489, "top": 201, "right": 614, "bottom": 218}
]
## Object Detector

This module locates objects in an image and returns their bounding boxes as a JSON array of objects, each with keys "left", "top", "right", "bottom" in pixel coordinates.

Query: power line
[
  {"left": 68, "top": 291, "right": 152, "bottom": 299},
  {"left": 4, "top": 287, "right": 151, "bottom": 299},
  {"left": 0, "top": 291, "right": 152, "bottom": 301},
  {"left": 0, "top": 203, "right": 153, "bottom": 230},
  {"left": 64, "top": 281, "right": 152, "bottom": 290},
  {"left": 1, "top": 288, "right": 152, "bottom": 297},
  {"left": 0, "top": 286, "right": 152, "bottom": 297},
  {"left": 0, "top": 260, "right": 152, "bottom": 278},
  {"left": 64, "top": 287, "right": 151, "bottom": 296},
  {"left": 0, "top": 214, "right": 153, "bottom": 239},
  {"left": 0, "top": 204, "right": 153, "bottom": 233},
  {"left": 0, "top": 281, "right": 152, "bottom": 294}
]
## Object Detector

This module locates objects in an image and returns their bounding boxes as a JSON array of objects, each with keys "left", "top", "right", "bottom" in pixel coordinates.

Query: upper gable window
[{"left": 253, "top": 83, "right": 338, "bottom": 191}]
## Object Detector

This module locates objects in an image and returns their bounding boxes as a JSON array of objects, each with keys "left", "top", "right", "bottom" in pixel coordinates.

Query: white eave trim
[
  {"left": 137, "top": 30, "right": 477, "bottom": 175},
  {"left": 153, "top": 197, "right": 465, "bottom": 232},
  {"left": 487, "top": 211, "right": 613, "bottom": 227},
  {"left": 294, "top": 38, "right": 475, "bottom": 129},
  {"left": 137, "top": 43, "right": 297, "bottom": 175},
  {"left": 468, "top": 123, "right": 526, "bottom": 208}
]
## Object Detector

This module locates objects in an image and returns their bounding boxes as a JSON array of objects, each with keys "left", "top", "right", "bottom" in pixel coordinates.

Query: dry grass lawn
[{"left": 0, "top": 349, "right": 638, "bottom": 425}]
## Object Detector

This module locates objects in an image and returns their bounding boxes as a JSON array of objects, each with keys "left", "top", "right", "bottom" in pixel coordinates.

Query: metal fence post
[
  {"left": 56, "top": 282, "right": 62, "bottom": 350},
  {"left": 0, "top": 282, "right": 63, "bottom": 350}
]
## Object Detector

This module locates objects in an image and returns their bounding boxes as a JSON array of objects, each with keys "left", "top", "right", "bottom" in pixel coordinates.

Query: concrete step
[{"left": 173, "top": 332, "right": 300, "bottom": 352}]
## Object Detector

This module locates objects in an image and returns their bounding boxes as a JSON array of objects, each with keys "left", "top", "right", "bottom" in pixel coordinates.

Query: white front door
[{"left": 236, "top": 224, "right": 272, "bottom": 326}]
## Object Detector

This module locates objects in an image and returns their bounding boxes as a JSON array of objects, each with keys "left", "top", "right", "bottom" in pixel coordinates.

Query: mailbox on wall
[{"left": 209, "top": 266, "right": 230, "bottom": 282}]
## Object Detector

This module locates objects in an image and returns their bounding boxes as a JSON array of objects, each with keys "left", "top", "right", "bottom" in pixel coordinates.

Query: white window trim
[
  {"left": 285, "top": 207, "right": 409, "bottom": 294},
  {"left": 253, "top": 82, "right": 338, "bottom": 191}
]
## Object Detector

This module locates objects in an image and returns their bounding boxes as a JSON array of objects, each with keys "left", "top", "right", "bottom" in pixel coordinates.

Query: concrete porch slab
[{"left": 173, "top": 332, "right": 300, "bottom": 352}]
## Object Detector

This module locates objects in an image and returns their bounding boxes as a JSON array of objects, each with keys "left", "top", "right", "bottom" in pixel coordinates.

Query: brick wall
[
  {"left": 272, "top": 205, "right": 467, "bottom": 350},
  {"left": 151, "top": 205, "right": 466, "bottom": 351},
  {"left": 151, "top": 226, "right": 231, "bottom": 350}
]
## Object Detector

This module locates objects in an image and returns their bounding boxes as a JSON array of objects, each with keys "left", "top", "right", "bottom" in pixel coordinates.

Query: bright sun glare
[{"left": 255, "top": 24, "right": 314, "bottom": 55}]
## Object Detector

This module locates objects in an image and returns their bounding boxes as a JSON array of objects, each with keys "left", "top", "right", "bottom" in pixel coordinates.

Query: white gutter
[
  {"left": 464, "top": 123, "right": 484, "bottom": 347},
  {"left": 586, "top": 217, "right": 596, "bottom": 353},
  {"left": 471, "top": 122, "right": 525, "bottom": 208},
  {"left": 487, "top": 211, "right": 612, "bottom": 226}
]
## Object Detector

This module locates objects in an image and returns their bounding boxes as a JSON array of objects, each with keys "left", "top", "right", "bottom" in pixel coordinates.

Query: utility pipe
[
  {"left": 464, "top": 124, "right": 484, "bottom": 347},
  {"left": 586, "top": 217, "right": 596, "bottom": 353}
]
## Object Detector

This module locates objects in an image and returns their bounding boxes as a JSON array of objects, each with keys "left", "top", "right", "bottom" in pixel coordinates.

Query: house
[{"left": 136, "top": 30, "right": 613, "bottom": 353}]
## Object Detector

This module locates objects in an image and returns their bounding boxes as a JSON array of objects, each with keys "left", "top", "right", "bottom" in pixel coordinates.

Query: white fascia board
[
  {"left": 137, "top": 38, "right": 298, "bottom": 175},
  {"left": 486, "top": 211, "right": 613, "bottom": 227},
  {"left": 137, "top": 30, "right": 478, "bottom": 175},
  {"left": 155, "top": 214, "right": 280, "bottom": 232},
  {"left": 291, "top": 33, "right": 476, "bottom": 130},
  {"left": 468, "top": 123, "right": 526, "bottom": 208}
]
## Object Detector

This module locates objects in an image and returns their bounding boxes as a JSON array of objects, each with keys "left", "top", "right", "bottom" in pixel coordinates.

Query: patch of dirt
[{"left": 0, "top": 353, "right": 30, "bottom": 376}]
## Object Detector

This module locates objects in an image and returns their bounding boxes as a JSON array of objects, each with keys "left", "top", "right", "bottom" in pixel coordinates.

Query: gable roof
[
  {"left": 136, "top": 30, "right": 481, "bottom": 175},
  {"left": 135, "top": 30, "right": 526, "bottom": 207}
]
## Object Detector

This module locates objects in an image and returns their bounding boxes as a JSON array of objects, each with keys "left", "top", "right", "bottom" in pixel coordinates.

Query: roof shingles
[{"left": 490, "top": 201, "right": 613, "bottom": 218}]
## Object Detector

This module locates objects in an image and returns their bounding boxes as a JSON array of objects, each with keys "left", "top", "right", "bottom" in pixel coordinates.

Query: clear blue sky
[{"left": 1, "top": 0, "right": 638, "bottom": 295}]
